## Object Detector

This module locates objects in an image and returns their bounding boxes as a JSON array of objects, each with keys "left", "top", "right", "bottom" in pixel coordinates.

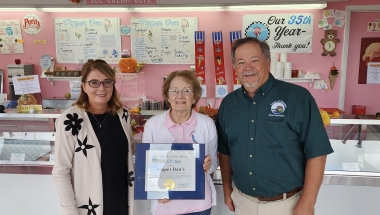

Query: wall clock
[{"left": 321, "top": 29, "right": 339, "bottom": 57}]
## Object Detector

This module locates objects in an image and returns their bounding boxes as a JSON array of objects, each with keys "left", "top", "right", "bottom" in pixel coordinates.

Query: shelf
[
  {"left": 40, "top": 75, "right": 81, "bottom": 86},
  {"left": 278, "top": 77, "right": 321, "bottom": 88},
  {"left": 40, "top": 72, "right": 145, "bottom": 86}
]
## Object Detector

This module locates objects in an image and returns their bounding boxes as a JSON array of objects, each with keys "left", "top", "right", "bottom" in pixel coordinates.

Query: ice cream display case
[
  {"left": 0, "top": 109, "right": 61, "bottom": 174},
  {"left": 324, "top": 114, "right": 380, "bottom": 186},
  {"left": 206, "top": 114, "right": 380, "bottom": 187},
  {"left": 1, "top": 110, "right": 379, "bottom": 215},
  {"left": 3, "top": 111, "right": 377, "bottom": 181}
]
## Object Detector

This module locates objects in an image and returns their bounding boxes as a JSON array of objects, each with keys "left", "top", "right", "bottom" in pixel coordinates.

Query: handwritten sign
[
  {"left": 40, "top": 54, "right": 52, "bottom": 70},
  {"left": 12, "top": 75, "right": 41, "bottom": 95},
  {"left": 367, "top": 62, "right": 380, "bottom": 84},
  {"left": 55, "top": 18, "right": 121, "bottom": 64},
  {"left": 130, "top": 18, "right": 197, "bottom": 64},
  {"left": 70, "top": 81, "right": 81, "bottom": 99},
  {"left": 0, "top": 20, "right": 24, "bottom": 54},
  {"left": 243, "top": 14, "right": 313, "bottom": 53},
  {"left": 86, "top": 0, "right": 156, "bottom": 4}
]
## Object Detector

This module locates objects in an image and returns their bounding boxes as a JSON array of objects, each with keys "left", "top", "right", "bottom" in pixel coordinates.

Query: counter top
[
  {"left": 0, "top": 109, "right": 166, "bottom": 120},
  {"left": 1, "top": 111, "right": 378, "bottom": 125},
  {"left": 330, "top": 114, "right": 380, "bottom": 125},
  {"left": 0, "top": 109, "right": 62, "bottom": 120}
]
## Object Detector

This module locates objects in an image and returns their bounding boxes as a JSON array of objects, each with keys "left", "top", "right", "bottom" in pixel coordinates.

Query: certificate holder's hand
[
  {"left": 157, "top": 199, "right": 172, "bottom": 204},
  {"left": 203, "top": 155, "right": 212, "bottom": 174}
]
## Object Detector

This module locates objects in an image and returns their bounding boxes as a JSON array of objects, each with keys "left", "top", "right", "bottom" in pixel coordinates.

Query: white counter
[
  {"left": 0, "top": 109, "right": 61, "bottom": 121},
  {"left": 330, "top": 114, "right": 380, "bottom": 125}
]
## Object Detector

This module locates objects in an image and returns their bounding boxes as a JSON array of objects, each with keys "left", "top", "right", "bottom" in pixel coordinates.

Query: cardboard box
[{"left": 352, "top": 105, "right": 366, "bottom": 115}]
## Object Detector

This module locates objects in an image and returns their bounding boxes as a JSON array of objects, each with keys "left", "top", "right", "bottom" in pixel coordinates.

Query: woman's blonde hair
[
  {"left": 74, "top": 59, "right": 123, "bottom": 115},
  {"left": 162, "top": 70, "right": 202, "bottom": 109}
]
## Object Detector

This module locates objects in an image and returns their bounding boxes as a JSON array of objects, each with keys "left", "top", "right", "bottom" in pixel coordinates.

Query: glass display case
[
  {"left": 0, "top": 109, "right": 61, "bottom": 174},
  {"left": 0, "top": 109, "right": 62, "bottom": 215},
  {"left": 1, "top": 111, "right": 380, "bottom": 215},
  {"left": 209, "top": 114, "right": 380, "bottom": 187},
  {"left": 206, "top": 114, "right": 380, "bottom": 215},
  {"left": 325, "top": 114, "right": 380, "bottom": 186}
]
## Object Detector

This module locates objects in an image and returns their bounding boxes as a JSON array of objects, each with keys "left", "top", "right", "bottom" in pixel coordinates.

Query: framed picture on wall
[{"left": 358, "top": 37, "right": 380, "bottom": 84}]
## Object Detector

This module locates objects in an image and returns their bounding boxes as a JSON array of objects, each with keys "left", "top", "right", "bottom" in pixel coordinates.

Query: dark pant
[{"left": 180, "top": 207, "right": 212, "bottom": 215}]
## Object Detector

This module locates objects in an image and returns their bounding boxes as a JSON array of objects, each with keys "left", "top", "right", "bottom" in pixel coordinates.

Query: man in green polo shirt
[{"left": 216, "top": 37, "right": 333, "bottom": 215}]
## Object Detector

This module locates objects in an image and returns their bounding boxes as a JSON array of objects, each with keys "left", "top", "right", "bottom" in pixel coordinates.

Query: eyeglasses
[
  {"left": 86, "top": 79, "right": 115, "bottom": 88},
  {"left": 168, "top": 88, "right": 193, "bottom": 96}
]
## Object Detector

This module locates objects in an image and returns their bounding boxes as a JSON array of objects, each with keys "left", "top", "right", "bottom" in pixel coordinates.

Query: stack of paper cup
[
  {"left": 270, "top": 52, "right": 279, "bottom": 76},
  {"left": 271, "top": 52, "right": 279, "bottom": 62},
  {"left": 275, "top": 62, "right": 283, "bottom": 78},
  {"left": 280, "top": 53, "right": 287, "bottom": 62},
  {"left": 270, "top": 62, "right": 276, "bottom": 76},
  {"left": 283, "top": 62, "right": 292, "bottom": 78}
]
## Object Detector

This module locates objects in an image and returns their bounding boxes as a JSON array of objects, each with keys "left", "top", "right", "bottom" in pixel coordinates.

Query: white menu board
[
  {"left": 55, "top": 18, "right": 121, "bottom": 64},
  {"left": 0, "top": 20, "right": 24, "bottom": 54},
  {"left": 130, "top": 18, "right": 197, "bottom": 64}
]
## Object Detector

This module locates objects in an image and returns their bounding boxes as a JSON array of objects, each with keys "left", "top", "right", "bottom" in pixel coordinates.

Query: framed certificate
[{"left": 134, "top": 143, "right": 205, "bottom": 200}]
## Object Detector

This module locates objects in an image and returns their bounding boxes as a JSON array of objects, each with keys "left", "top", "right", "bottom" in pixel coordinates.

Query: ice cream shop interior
[{"left": 0, "top": 0, "right": 380, "bottom": 214}]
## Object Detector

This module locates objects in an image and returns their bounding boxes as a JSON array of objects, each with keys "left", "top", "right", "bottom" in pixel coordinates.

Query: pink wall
[
  {"left": 329, "top": 0, "right": 380, "bottom": 115},
  {"left": 0, "top": 10, "right": 340, "bottom": 108},
  {"left": 0, "top": 0, "right": 378, "bottom": 111},
  {"left": 344, "top": 12, "right": 380, "bottom": 115}
]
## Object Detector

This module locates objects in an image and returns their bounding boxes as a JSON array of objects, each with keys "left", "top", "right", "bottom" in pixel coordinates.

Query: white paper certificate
[
  {"left": 367, "top": 62, "right": 380, "bottom": 84},
  {"left": 145, "top": 150, "right": 196, "bottom": 192},
  {"left": 12, "top": 75, "right": 41, "bottom": 95}
]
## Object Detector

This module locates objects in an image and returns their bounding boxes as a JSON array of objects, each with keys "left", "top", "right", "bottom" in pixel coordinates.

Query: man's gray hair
[{"left": 230, "top": 37, "right": 271, "bottom": 64}]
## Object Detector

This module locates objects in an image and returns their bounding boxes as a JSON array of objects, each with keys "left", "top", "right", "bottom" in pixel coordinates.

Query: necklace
[{"left": 91, "top": 112, "right": 108, "bottom": 128}]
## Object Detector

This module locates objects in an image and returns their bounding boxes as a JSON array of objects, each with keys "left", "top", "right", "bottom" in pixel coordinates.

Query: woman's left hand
[{"left": 203, "top": 155, "right": 212, "bottom": 174}]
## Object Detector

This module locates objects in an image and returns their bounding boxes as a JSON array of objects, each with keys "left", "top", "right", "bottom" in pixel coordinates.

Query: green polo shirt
[{"left": 216, "top": 74, "right": 333, "bottom": 198}]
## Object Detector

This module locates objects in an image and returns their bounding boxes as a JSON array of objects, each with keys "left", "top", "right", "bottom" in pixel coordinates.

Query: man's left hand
[{"left": 293, "top": 198, "right": 314, "bottom": 215}]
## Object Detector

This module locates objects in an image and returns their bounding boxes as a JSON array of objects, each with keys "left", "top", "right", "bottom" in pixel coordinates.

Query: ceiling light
[
  {"left": 38, "top": 7, "right": 129, "bottom": 12},
  {"left": 0, "top": 8, "right": 36, "bottom": 11},
  {"left": 133, "top": 6, "right": 224, "bottom": 12},
  {"left": 228, "top": 3, "right": 327, "bottom": 10},
  {"left": 5, "top": 3, "right": 327, "bottom": 13}
]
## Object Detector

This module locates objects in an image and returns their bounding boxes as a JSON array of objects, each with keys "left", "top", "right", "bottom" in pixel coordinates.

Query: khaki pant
[{"left": 231, "top": 187, "right": 301, "bottom": 215}]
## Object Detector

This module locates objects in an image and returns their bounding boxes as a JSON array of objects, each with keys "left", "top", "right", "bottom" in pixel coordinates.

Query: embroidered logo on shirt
[{"left": 270, "top": 100, "right": 286, "bottom": 116}]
